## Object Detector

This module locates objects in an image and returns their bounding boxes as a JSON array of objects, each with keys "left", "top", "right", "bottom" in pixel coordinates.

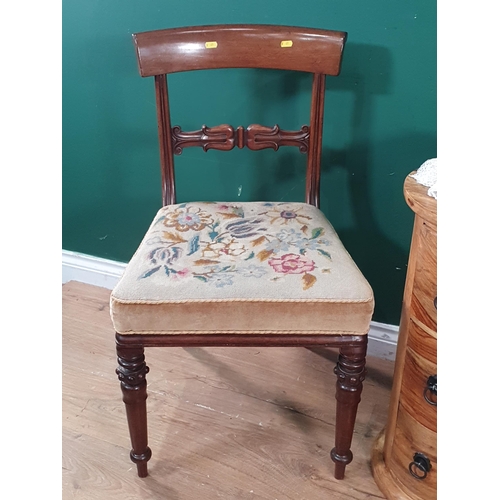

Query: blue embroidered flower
[
  {"left": 277, "top": 228, "right": 303, "bottom": 243},
  {"left": 139, "top": 246, "right": 184, "bottom": 279},
  {"left": 262, "top": 205, "right": 313, "bottom": 225},
  {"left": 206, "top": 273, "right": 234, "bottom": 288},
  {"left": 293, "top": 238, "right": 326, "bottom": 252},
  {"left": 177, "top": 212, "right": 202, "bottom": 227},
  {"left": 148, "top": 246, "right": 183, "bottom": 265},
  {"left": 265, "top": 239, "right": 290, "bottom": 252},
  {"left": 162, "top": 206, "right": 213, "bottom": 232},
  {"left": 226, "top": 218, "right": 267, "bottom": 239},
  {"left": 265, "top": 228, "right": 302, "bottom": 252},
  {"left": 280, "top": 210, "right": 298, "bottom": 220},
  {"left": 237, "top": 264, "right": 267, "bottom": 278}
]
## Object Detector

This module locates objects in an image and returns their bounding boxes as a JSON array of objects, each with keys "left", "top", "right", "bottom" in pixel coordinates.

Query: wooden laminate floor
[{"left": 62, "top": 281, "right": 394, "bottom": 500}]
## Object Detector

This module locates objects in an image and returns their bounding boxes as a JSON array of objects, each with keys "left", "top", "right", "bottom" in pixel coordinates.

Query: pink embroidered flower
[
  {"left": 170, "top": 268, "right": 191, "bottom": 281},
  {"left": 268, "top": 254, "right": 316, "bottom": 274}
]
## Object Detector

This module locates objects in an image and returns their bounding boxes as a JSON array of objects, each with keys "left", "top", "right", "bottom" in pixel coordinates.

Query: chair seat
[{"left": 110, "top": 201, "right": 374, "bottom": 335}]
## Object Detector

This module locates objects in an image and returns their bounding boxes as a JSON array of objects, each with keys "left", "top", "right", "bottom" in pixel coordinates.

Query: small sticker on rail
[
  {"left": 205, "top": 41, "right": 218, "bottom": 49},
  {"left": 280, "top": 40, "right": 293, "bottom": 48}
]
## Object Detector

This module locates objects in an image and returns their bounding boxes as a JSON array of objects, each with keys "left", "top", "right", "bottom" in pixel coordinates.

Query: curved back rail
[{"left": 132, "top": 25, "right": 347, "bottom": 207}]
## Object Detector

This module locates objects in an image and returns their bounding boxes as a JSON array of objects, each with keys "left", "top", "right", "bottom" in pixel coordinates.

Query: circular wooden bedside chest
[{"left": 372, "top": 173, "right": 437, "bottom": 500}]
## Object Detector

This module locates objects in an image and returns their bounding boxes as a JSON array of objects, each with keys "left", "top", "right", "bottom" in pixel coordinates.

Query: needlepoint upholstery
[{"left": 110, "top": 201, "right": 374, "bottom": 335}]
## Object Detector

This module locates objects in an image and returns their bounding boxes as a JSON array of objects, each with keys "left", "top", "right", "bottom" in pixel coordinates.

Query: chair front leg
[
  {"left": 116, "top": 342, "right": 152, "bottom": 478},
  {"left": 330, "top": 339, "right": 367, "bottom": 479}
]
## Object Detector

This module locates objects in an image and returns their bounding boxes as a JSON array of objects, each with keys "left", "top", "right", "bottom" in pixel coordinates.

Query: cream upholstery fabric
[{"left": 110, "top": 202, "right": 374, "bottom": 335}]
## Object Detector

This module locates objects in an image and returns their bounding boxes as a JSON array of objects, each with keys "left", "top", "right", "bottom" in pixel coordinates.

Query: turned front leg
[
  {"left": 331, "top": 341, "right": 367, "bottom": 479},
  {"left": 116, "top": 343, "right": 152, "bottom": 478}
]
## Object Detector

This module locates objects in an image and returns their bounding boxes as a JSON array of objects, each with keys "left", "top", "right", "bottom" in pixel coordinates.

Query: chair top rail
[{"left": 133, "top": 24, "right": 347, "bottom": 77}]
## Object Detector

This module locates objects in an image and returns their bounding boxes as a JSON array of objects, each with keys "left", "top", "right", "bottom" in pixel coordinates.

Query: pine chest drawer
[
  {"left": 372, "top": 173, "right": 437, "bottom": 500},
  {"left": 387, "top": 407, "right": 437, "bottom": 499}
]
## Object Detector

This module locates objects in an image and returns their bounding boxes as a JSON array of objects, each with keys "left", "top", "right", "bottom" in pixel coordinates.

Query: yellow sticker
[
  {"left": 280, "top": 40, "right": 293, "bottom": 48},
  {"left": 205, "top": 41, "right": 218, "bottom": 49}
]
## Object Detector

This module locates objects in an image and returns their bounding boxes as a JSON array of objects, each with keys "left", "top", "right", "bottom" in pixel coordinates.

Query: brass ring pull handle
[
  {"left": 409, "top": 452, "right": 432, "bottom": 480},
  {"left": 423, "top": 374, "right": 437, "bottom": 406}
]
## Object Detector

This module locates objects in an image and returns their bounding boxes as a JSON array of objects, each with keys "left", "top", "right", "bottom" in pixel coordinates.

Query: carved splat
[
  {"left": 246, "top": 124, "right": 309, "bottom": 152},
  {"left": 171, "top": 124, "right": 235, "bottom": 155},
  {"left": 171, "top": 124, "right": 310, "bottom": 155}
]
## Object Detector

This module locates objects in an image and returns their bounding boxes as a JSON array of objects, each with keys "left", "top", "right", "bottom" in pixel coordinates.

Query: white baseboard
[
  {"left": 365, "top": 321, "right": 399, "bottom": 361},
  {"left": 62, "top": 250, "right": 399, "bottom": 361},
  {"left": 62, "top": 250, "right": 127, "bottom": 290}
]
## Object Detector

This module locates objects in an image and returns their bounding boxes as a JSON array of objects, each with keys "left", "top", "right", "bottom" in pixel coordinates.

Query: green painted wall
[{"left": 62, "top": 0, "right": 436, "bottom": 325}]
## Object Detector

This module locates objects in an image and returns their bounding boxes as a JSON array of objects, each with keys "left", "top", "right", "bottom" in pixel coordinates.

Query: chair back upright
[{"left": 132, "top": 25, "right": 347, "bottom": 207}]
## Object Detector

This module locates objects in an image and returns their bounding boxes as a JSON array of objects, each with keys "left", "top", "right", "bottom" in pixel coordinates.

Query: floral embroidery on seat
[
  {"left": 226, "top": 218, "right": 267, "bottom": 239},
  {"left": 139, "top": 202, "right": 334, "bottom": 290},
  {"left": 261, "top": 204, "right": 313, "bottom": 226},
  {"left": 237, "top": 264, "right": 268, "bottom": 278},
  {"left": 268, "top": 253, "right": 318, "bottom": 290},
  {"left": 268, "top": 253, "right": 316, "bottom": 274},
  {"left": 160, "top": 205, "right": 214, "bottom": 232}
]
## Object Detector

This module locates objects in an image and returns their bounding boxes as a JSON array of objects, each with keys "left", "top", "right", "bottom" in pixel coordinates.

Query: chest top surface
[{"left": 404, "top": 173, "right": 437, "bottom": 228}]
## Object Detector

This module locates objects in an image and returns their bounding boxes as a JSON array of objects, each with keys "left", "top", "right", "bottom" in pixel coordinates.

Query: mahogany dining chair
[{"left": 110, "top": 24, "right": 374, "bottom": 481}]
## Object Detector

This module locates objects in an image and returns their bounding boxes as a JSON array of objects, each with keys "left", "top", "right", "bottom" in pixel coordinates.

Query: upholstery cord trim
[
  {"left": 111, "top": 295, "right": 374, "bottom": 305},
  {"left": 116, "top": 328, "right": 369, "bottom": 335}
]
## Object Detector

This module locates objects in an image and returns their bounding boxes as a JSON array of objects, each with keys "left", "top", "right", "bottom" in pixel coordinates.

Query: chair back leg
[{"left": 331, "top": 338, "right": 368, "bottom": 479}]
